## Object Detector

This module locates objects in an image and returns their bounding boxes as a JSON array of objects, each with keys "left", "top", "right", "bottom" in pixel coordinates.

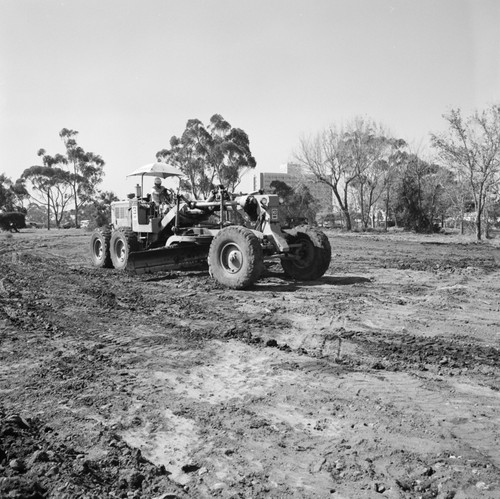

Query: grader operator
[{"left": 89, "top": 163, "right": 331, "bottom": 289}]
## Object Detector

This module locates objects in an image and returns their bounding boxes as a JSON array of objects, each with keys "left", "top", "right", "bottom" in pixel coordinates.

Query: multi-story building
[{"left": 255, "top": 163, "right": 333, "bottom": 215}]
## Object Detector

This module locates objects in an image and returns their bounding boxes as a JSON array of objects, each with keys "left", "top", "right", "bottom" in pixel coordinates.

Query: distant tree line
[
  {"left": 295, "top": 105, "right": 500, "bottom": 239},
  {"left": 2, "top": 106, "right": 499, "bottom": 239},
  {"left": 0, "top": 129, "right": 117, "bottom": 229},
  {"left": 1, "top": 115, "right": 256, "bottom": 230}
]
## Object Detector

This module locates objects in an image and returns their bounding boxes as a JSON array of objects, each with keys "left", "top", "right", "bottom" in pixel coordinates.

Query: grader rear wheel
[
  {"left": 208, "top": 226, "right": 263, "bottom": 289},
  {"left": 90, "top": 227, "right": 112, "bottom": 268},
  {"left": 110, "top": 229, "right": 140, "bottom": 270},
  {"left": 281, "top": 226, "right": 331, "bottom": 280}
]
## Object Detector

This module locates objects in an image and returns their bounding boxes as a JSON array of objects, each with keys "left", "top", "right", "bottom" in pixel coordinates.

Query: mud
[{"left": 0, "top": 229, "right": 499, "bottom": 498}]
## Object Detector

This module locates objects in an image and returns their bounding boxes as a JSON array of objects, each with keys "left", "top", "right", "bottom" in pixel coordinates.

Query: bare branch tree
[
  {"left": 431, "top": 105, "right": 500, "bottom": 239},
  {"left": 295, "top": 126, "right": 357, "bottom": 230},
  {"left": 295, "top": 118, "right": 404, "bottom": 230}
]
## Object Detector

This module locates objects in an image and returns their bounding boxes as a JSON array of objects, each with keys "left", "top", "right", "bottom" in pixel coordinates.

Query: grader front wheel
[{"left": 208, "top": 226, "right": 263, "bottom": 289}]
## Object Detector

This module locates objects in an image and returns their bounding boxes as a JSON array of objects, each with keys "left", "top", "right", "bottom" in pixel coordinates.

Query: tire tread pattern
[
  {"left": 281, "top": 225, "right": 331, "bottom": 280},
  {"left": 110, "top": 228, "right": 140, "bottom": 270},
  {"left": 90, "top": 227, "right": 113, "bottom": 268},
  {"left": 208, "top": 226, "right": 263, "bottom": 289}
]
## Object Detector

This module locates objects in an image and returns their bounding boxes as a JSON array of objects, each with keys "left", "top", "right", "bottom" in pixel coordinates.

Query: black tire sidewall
[
  {"left": 281, "top": 225, "right": 331, "bottom": 280},
  {"left": 208, "top": 226, "right": 263, "bottom": 289},
  {"left": 90, "top": 228, "right": 112, "bottom": 268},
  {"left": 110, "top": 229, "right": 138, "bottom": 270}
]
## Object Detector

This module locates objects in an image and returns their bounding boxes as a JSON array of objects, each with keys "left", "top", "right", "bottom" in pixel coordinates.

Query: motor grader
[{"left": 89, "top": 185, "right": 331, "bottom": 289}]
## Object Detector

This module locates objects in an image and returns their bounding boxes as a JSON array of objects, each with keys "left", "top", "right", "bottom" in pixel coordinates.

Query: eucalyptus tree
[
  {"left": 441, "top": 166, "right": 472, "bottom": 234},
  {"left": 22, "top": 150, "right": 72, "bottom": 228},
  {"left": 343, "top": 119, "right": 407, "bottom": 228},
  {"left": 0, "top": 174, "right": 16, "bottom": 210},
  {"left": 59, "top": 128, "right": 105, "bottom": 227},
  {"left": 377, "top": 144, "right": 408, "bottom": 229},
  {"left": 0, "top": 174, "right": 28, "bottom": 211},
  {"left": 206, "top": 114, "right": 256, "bottom": 193},
  {"left": 157, "top": 114, "right": 256, "bottom": 198},
  {"left": 343, "top": 119, "right": 385, "bottom": 228},
  {"left": 157, "top": 119, "right": 213, "bottom": 198},
  {"left": 392, "top": 154, "right": 451, "bottom": 232},
  {"left": 431, "top": 105, "right": 500, "bottom": 240}
]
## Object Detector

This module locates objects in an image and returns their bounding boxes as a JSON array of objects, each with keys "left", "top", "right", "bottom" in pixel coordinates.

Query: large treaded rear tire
[
  {"left": 110, "top": 228, "right": 140, "bottom": 270},
  {"left": 90, "top": 227, "right": 112, "bottom": 268},
  {"left": 281, "top": 225, "right": 331, "bottom": 280},
  {"left": 208, "top": 226, "right": 263, "bottom": 289}
]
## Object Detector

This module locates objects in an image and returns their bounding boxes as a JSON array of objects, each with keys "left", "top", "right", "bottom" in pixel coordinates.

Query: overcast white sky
[{"left": 1, "top": 0, "right": 499, "bottom": 198}]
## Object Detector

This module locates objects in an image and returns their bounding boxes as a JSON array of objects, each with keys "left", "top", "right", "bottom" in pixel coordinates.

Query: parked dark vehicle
[{"left": 0, "top": 212, "right": 26, "bottom": 232}]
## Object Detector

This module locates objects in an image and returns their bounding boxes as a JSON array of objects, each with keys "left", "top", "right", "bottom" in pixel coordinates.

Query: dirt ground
[{"left": 1, "top": 227, "right": 499, "bottom": 499}]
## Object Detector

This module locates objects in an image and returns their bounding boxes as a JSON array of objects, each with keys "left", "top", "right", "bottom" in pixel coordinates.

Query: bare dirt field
[{"left": 1, "top": 227, "right": 499, "bottom": 499}]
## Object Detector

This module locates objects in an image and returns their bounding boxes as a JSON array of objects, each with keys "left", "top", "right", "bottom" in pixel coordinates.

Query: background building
[{"left": 255, "top": 163, "right": 333, "bottom": 217}]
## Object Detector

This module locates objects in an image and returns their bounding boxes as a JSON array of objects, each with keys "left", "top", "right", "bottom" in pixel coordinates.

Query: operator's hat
[{"left": 154, "top": 177, "right": 162, "bottom": 185}]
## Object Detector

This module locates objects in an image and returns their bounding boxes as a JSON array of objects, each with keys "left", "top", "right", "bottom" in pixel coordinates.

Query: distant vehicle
[
  {"left": 80, "top": 220, "right": 90, "bottom": 228},
  {"left": 27, "top": 221, "right": 43, "bottom": 229},
  {"left": 323, "top": 221, "right": 332, "bottom": 229},
  {"left": 0, "top": 212, "right": 26, "bottom": 232},
  {"left": 62, "top": 221, "right": 75, "bottom": 229}
]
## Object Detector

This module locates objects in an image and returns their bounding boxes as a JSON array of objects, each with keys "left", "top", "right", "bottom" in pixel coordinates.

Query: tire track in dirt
[
  {"left": 279, "top": 282, "right": 500, "bottom": 470},
  {"left": 115, "top": 336, "right": 349, "bottom": 494},
  {"left": 2, "top": 230, "right": 500, "bottom": 498},
  {"left": 106, "top": 315, "right": 500, "bottom": 497},
  {"left": 343, "top": 372, "right": 500, "bottom": 465}
]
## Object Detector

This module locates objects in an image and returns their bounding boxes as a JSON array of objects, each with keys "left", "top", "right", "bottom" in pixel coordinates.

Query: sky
[{"left": 1, "top": 0, "right": 499, "bottom": 199}]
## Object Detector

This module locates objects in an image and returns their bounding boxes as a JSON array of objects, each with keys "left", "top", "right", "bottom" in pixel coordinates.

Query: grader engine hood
[
  {"left": 111, "top": 199, "right": 163, "bottom": 234},
  {"left": 111, "top": 200, "right": 131, "bottom": 228}
]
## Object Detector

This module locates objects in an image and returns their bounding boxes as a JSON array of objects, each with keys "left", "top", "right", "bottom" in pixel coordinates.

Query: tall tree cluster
[
  {"left": 392, "top": 155, "right": 451, "bottom": 232},
  {"left": 157, "top": 114, "right": 256, "bottom": 199},
  {"left": 20, "top": 129, "right": 106, "bottom": 228},
  {"left": 59, "top": 128, "right": 106, "bottom": 226}
]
